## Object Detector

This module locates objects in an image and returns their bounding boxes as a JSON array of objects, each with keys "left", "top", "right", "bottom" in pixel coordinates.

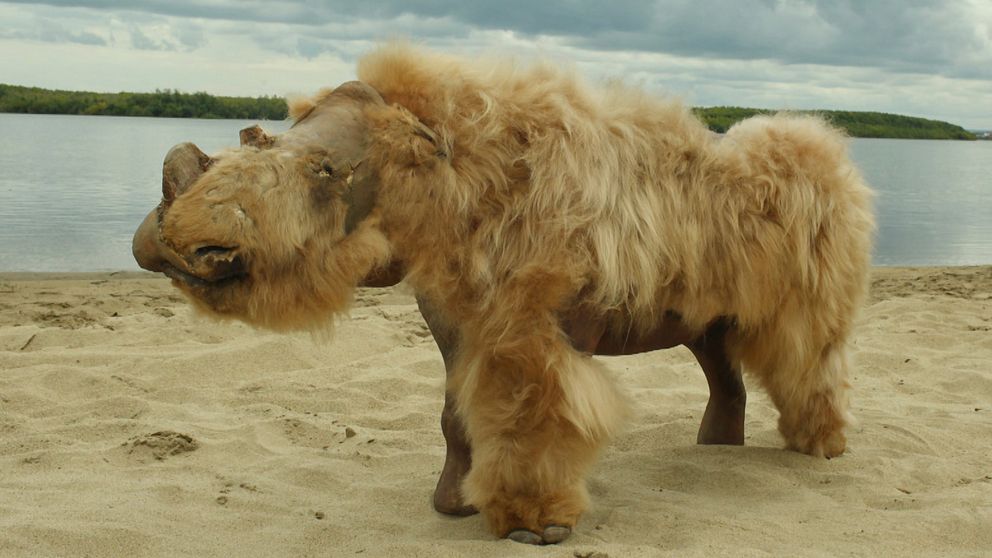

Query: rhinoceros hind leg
[
  {"left": 417, "top": 296, "right": 478, "bottom": 516},
  {"left": 433, "top": 391, "right": 477, "bottom": 516},
  {"left": 687, "top": 319, "right": 746, "bottom": 446}
]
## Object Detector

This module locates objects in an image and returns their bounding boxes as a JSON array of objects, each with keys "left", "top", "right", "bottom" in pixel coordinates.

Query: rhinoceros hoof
[{"left": 506, "top": 524, "right": 572, "bottom": 545}]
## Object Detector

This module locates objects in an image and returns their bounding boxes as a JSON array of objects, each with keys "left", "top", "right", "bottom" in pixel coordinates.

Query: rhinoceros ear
[
  {"left": 240, "top": 125, "right": 275, "bottom": 149},
  {"left": 410, "top": 117, "right": 448, "bottom": 160},
  {"left": 162, "top": 142, "right": 212, "bottom": 203},
  {"left": 368, "top": 103, "right": 448, "bottom": 165}
]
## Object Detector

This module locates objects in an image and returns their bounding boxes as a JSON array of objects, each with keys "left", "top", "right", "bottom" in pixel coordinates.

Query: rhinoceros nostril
[{"left": 194, "top": 245, "right": 237, "bottom": 259}]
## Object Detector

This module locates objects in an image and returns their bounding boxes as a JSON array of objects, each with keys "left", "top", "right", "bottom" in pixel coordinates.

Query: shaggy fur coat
[{"left": 284, "top": 45, "right": 874, "bottom": 534}]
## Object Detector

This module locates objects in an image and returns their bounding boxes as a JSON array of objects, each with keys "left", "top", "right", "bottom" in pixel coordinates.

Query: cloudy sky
[{"left": 1, "top": 0, "right": 990, "bottom": 128}]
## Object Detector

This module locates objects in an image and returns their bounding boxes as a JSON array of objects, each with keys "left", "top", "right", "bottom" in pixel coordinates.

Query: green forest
[
  {"left": 0, "top": 84, "right": 286, "bottom": 120},
  {"left": 0, "top": 83, "right": 977, "bottom": 139},
  {"left": 694, "top": 106, "right": 976, "bottom": 140}
]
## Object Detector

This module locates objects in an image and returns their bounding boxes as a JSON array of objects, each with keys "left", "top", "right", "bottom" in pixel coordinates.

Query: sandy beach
[{"left": 1, "top": 267, "right": 990, "bottom": 557}]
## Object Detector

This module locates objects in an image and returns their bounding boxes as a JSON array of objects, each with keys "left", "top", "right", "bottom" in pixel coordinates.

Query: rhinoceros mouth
[{"left": 161, "top": 259, "right": 248, "bottom": 290}]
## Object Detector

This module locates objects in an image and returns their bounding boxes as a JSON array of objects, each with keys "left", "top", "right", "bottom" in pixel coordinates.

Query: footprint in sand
[
  {"left": 120, "top": 431, "right": 199, "bottom": 462},
  {"left": 32, "top": 308, "right": 98, "bottom": 329}
]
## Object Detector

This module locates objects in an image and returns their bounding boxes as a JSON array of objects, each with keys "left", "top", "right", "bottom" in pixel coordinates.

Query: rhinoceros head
[{"left": 131, "top": 81, "right": 415, "bottom": 330}]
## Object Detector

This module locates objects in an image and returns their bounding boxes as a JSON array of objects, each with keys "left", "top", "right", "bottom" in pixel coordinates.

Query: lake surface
[{"left": 0, "top": 113, "right": 990, "bottom": 271}]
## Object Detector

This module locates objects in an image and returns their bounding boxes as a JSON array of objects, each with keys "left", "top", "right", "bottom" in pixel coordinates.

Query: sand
[{"left": 1, "top": 267, "right": 990, "bottom": 557}]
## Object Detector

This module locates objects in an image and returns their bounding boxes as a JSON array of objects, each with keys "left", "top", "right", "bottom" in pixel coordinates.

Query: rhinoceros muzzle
[{"left": 132, "top": 140, "right": 244, "bottom": 286}]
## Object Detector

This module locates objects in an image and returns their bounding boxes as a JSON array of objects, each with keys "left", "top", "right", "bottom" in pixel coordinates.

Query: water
[
  {"left": 849, "top": 139, "right": 992, "bottom": 265},
  {"left": 0, "top": 113, "right": 989, "bottom": 271},
  {"left": 0, "top": 114, "right": 289, "bottom": 271}
]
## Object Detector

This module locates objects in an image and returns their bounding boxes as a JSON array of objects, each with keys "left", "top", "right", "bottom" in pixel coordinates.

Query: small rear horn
[
  {"left": 162, "top": 143, "right": 212, "bottom": 203},
  {"left": 240, "top": 125, "right": 274, "bottom": 149}
]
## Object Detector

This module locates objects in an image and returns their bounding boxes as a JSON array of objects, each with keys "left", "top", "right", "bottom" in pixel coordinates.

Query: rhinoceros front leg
[
  {"left": 416, "top": 295, "right": 478, "bottom": 516},
  {"left": 452, "top": 330, "right": 624, "bottom": 545}
]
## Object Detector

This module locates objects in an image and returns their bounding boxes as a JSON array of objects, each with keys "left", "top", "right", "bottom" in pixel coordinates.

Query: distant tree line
[
  {"left": 0, "top": 83, "right": 976, "bottom": 139},
  {"left": 0, "top": 84, "right": 287, "bottom": 120},
  {"left": 694, "top": 106, "right": 976, "bottom": 140}
]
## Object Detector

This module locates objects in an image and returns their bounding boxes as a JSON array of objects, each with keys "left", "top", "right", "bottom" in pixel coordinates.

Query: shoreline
[
  {"left": 0, "top": 271, "right": 154, "bottom": 281},
  {"left": 1, "top": 263, "right": 989, "bottom": 278}
]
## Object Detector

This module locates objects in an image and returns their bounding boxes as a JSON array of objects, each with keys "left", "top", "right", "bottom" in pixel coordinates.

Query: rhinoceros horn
[{"left": 162, "top": 142, "right": 212, "bottom": 204}]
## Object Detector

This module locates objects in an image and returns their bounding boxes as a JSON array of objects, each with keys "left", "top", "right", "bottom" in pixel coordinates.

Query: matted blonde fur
[{"left": 347, "top": 44, "right": 873, "bottom": 535}]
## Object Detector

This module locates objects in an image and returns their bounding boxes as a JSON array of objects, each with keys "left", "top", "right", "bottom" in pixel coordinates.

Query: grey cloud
[
  {"left": 567, "top": 1, "right": 992, "bottom": 80},
  {"left": 239, "top": 13, "right": 470, "bottom": 60},
  {"left": 0, "top": 14, "right": 108, "bottom": 46},
  {"left": 68, "top": 30, "right": 106, "bottom": 45},
  {"left": 1, "top": 0, "right": 346, "bottom": 26},
  {"left": 296, "top": 36, "right": 333, "bottom": 59},
  {"left": 174, "top": 24, "right": 206, "bottom": 50},
  {"left": 120, "top": 16, "right": 206, "bottom": 52},
  {"left": 47, "top": 29, "right": 106, "bottom": 45},
  {"left": 129, "top": 25, "right": 159, "bottom": 49},
  {"left": 0, "top": 0, "right": 658, "bottom": 33},
  {"left": 128, "top": 25, "right": 174, "bottom": 50},
  {"left": 4, "top": 0, "right": 991, "bottom": 80}
]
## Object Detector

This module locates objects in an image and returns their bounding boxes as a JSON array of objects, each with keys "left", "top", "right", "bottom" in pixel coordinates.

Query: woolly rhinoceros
[{"left": 133, "top": 45, "right": 874, "bottom": 545}]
